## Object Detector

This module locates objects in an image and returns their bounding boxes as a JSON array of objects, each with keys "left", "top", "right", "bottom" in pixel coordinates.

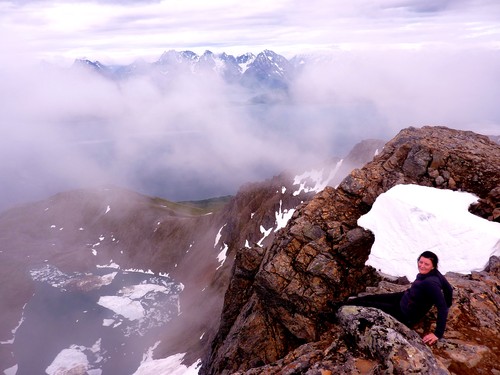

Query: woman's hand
[{"left": 423, "top": 333, "right": 439, "bottom": 345}]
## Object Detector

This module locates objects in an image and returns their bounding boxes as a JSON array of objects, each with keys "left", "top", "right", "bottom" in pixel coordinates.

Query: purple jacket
[{"left": 400, "top": 269, "right": 453, "bottom": 338}]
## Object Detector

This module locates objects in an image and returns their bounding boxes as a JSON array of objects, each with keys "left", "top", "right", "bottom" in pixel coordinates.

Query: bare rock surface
[
  {"left": 226, "top": 256, "right": 499, "bottom": 375},
  {"left": 202, "top": 126, "right": 500, "bottom": 375},
  {"left": 0, "top": 138, "right": 381, "bottom": 372}
]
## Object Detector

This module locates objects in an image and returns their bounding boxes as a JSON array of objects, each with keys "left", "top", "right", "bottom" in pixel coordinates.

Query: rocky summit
[
  {"left": 0, "top": 126, "right": 498, "bottom": 374},
  {"left": 202, "top": 126, "right": 500, "bottom": 375},
  {"left": 0, "top": 136, "right": 382, "bottom": 373}
]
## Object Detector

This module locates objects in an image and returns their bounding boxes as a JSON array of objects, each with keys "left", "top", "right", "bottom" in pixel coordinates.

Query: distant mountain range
[{"left": 73, "top": 49, "right": 317, "bottom": 91}]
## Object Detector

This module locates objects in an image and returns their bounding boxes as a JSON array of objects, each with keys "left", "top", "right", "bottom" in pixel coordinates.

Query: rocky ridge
[
  {"left": 202, "top": 126, "right": 500, "bottom": 374},
  {"left": 0, "top": 126, "right": 498, "bottom": 373},
  {"left": 0, "top": 139, "right": 382, "bottom": 373},
  {"left": 74, "top": 49, "right": 298, "bottom": 91}
]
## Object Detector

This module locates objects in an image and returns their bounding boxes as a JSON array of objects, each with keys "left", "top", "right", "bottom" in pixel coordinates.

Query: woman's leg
[{"left": 345, "top": 292, "right": 405, "bottom": 322}]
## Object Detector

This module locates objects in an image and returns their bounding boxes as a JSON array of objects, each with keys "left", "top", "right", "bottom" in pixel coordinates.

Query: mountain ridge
[
  {"left": 201, "top": 125, "right": 500, "bottom": 375},
  {"left": 72, "top": 49, "right": 320, "bottom": 91},
  {"left": 0, "top": 128, "right": 499, "bottom": 374},
  {"left": 0, "top": 138, "right": 383, "bottom": 373}
]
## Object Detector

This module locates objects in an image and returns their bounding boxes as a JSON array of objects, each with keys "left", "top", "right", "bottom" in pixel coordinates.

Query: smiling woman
[{"left": 334, "top": 251, "right": 453, "bottom": 346}]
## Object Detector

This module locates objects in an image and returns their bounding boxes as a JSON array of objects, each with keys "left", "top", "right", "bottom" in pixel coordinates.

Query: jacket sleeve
[
  {"left": 437, "top": 271, "right": 453, "bottom": 307},
  {"left": 426, "top": 279, "right": 449, "bottom": 338},
  {"left": 442, "top": 277, "right": 453, "bottom": 308}
]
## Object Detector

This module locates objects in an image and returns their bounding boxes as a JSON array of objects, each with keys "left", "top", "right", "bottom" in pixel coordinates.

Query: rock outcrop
[
  {"left": 202, "top": 126, "right": 500, "bottom": 375},
  {"left": 225, "top": 256, "right": 499, "bottom": 375},
  {"left": 1, "top": 125, "right": 497, "bottom": 373},
  {"left": 0, "top": 139, "right": 382, "bottom": 373}
]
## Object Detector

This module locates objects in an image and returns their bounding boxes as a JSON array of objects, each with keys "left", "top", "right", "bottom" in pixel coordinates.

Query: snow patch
[
  {"left": 123, "top": 268, "right": 154, "bottom": 274},
  {"left": 216, "top": 243, "right": 228, "bottom": 270},
  {"left": 275, "top": 200, "right": 295, "bottom": 232},
  {"left": 3, "top": 364, "right": 17, "bottom": 375},
  {"left": 132, "top": 353, "right": 200, "bottom": 375},
  {"left": 97, "top": 261, "right": 120, "bottom": 269},
  {"left": 358, "top": 184, "right": 500, "bottom": 280},
  {"left": 45, "top": 339, "right": 102, "bottom": 375},
  {"left": 0, "top": 303, "right": 26, "bottom": 345},
  {"left": 102, "top": 319, "right": 114, "bottom": 327},
  {"left": 98, "top": 284, "right": 170, "bottom": 321},
  {"left": 292, "top": 161, "right": 343, "bottom": 196},
  {"left": 98, "top": 296, "right": 145, "bottom": 320},
  {"left": 257, "top": 225, "right": 273, "bottom": 247},
  {"left": 214, "top": 224, "right": 226, "bottom": 248}
]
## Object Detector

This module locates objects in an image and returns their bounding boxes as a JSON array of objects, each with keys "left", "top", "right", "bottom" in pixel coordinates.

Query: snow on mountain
[
  {"left": 11, "top": 264, "right": 184, "bottom": 374},
  {"left": 292, "top": 160, "right": 344, "bottom": 196},
  {"left": 150, "top": 49, "right": 257, "bottom": 76},
  {"left": 4, "top": 131, "right": 496, "bottom": 374},
  {"left": 5, "top": 182, "right": 499, "bottom": 375},
  {"left": 359, "top": 184, "right": 500, "bottom": 281},
  {"left": 132, "top": 352, "right": 200, "bottom": 375},
  {"left": 75, "top": 49, "right": 290, "bottom": 90},
  {"left": 236, "top": 53, "right": 256, "bottom": 73}
]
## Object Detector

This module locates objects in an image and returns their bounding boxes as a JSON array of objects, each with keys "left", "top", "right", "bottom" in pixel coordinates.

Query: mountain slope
[
  {"left": 201, "top": 126, "right": 500, "bottom": 374},
  {"left": 74, "top": 49, "right": 289, "bottom": 88},
  {"left": 0, "top": 140, "right": 382, "bottom": 373}
]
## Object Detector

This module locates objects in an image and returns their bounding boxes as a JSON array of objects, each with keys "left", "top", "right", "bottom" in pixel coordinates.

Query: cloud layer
[
  {"left": 1, "top": 0, "right": 499, "bottom": 63},
  {"left": 0, "top": 0, "right": 499, "bottom": 211},
  {"left": 1, "top": 46, "right": 499, "bottom": 212}
]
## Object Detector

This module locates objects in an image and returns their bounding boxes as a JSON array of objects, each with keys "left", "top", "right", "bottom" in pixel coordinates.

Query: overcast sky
[
  {"left": 1, "top": 0, "right": 499, "bottom": 64},
  {"left": 1, "top": 0, "right": 500, "bottom": 212}
]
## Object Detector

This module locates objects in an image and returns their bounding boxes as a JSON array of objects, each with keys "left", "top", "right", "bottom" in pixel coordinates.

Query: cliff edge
[{"left": 202, "top": 126, "right": 500, "bottom": 375}]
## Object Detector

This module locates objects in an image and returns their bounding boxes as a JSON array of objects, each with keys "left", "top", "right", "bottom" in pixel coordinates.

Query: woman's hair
[{"left": 418, "top": 251, "right": 439, "bottom": 269}]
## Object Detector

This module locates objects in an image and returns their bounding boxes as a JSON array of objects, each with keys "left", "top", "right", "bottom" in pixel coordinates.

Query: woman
[{"left": 342, "top": 251, "right": 453, "bottom": 345}]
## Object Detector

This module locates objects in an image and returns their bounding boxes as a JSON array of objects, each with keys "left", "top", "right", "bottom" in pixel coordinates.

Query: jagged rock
[
  {"left": 1, "top": 125, "right": 497, "bottom": 373},
  {"left": 202, "top": 126, "right": 500, "bottom": 375},
  {"left": 469, "top": 186, "right": 500, "bottom": 222},
  {"left": 337, "top": 306, "right": 449, "bottom": 374},
  {"left": 342, "top": 256, "right": 500, "bottom": 374},
  {"left": 0, "top": 135, "right": 380, "bottom": 372},
  {"left": 430, "top": 257, "right": 500, "bottom": 374},
  {"left": 225, "top": 256, "right": 500, "bottom": 375}
]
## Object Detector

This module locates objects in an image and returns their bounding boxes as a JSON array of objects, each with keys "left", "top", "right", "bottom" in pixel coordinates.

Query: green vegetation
[{"left": 150, "top": 195, "right": 233, "bottom": 216}]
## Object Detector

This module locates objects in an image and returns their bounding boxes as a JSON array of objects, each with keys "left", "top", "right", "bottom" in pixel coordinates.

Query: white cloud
[
  {"left": 0, "top": 0, "right": 499, "bottom": 212},
  {"left": 1, "top": 0, "right": 499, "bottom": 64}
]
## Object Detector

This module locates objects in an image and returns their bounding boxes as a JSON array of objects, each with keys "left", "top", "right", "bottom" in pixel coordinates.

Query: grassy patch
[{"left": 150, "top": 195, "right": 233, "bottom": 216}]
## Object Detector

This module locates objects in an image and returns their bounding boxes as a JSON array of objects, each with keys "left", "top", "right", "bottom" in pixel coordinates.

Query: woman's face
[{"left": 418, "top": 256, "right": 434, "bottom": 274}]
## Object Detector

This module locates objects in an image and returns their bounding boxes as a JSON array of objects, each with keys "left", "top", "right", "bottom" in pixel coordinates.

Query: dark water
[{"left": 13, "top": 265, "right": 182, "bottom": 375}]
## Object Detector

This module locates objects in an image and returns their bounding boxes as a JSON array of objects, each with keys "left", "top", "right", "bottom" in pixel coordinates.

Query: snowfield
[{"left": 359, "top": 184, "right": 500, "bottom": 281}]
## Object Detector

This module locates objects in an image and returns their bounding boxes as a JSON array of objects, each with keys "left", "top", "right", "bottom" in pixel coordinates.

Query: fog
[{"left": 1, "top": 48, "right": 499, "bottom": 212}]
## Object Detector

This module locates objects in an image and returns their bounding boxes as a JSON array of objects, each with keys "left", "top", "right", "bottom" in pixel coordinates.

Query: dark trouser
[{"left": 345, "top": 291, "right": 408, "bottom": 325}]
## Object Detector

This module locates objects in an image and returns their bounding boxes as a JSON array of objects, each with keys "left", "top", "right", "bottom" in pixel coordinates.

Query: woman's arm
[{"left": 426, "top": 279, "right": 449, "bottom": 339}]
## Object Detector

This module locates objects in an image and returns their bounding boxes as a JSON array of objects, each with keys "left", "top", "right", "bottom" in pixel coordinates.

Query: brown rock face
[
  {"left": 202, "top": 126, "right": 500, "bottom": 374},
  {"left": 0, "top": 136, "right": 381, "bottom": 372},
  {"left": 225, "top": 256, "right": 499, "bottom": 375}
]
